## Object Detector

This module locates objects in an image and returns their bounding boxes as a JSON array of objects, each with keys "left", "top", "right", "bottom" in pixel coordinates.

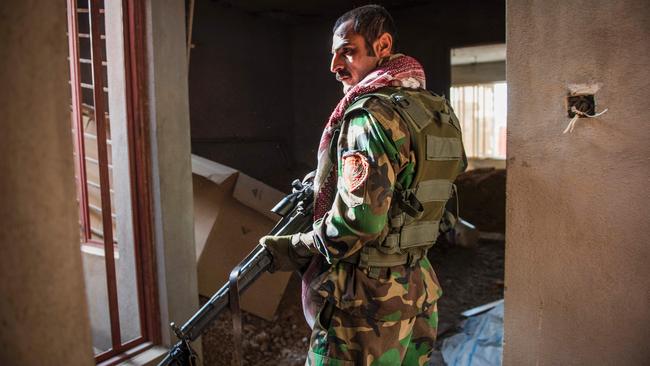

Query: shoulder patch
[{"left": 342, "top": 151, "right": 369, "bottom": 192}]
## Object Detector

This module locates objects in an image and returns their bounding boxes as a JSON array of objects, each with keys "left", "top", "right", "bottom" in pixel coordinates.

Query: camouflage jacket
[{"left": 301, "top": 91, "right": 442, "bottom": 323}]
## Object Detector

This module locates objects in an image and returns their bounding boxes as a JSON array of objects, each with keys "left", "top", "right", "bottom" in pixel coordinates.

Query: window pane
[
  {"left": 68, "top": 0, "right": 149, "bottom": 357},
  {"left": 81, "top": 244, "right": 113, "bottom": 355},
  {"left": 450, "top": 82, "right": 507, "bottom": 160}
]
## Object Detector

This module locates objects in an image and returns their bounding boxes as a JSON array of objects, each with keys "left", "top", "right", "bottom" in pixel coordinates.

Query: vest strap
[
  {"left": 382, "top": 234, "right": 401, "bottom": 253},
  {"left": 389, "top": 213, "right": 405, "bottom": 228}
]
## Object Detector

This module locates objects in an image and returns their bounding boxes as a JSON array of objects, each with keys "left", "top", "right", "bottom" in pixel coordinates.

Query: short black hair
[{"left": 333, "top": 4, "right": 398, "bottom": 56}]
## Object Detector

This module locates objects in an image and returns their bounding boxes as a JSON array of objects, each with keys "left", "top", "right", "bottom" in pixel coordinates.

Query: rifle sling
[{"left": 228, "top": 265, "right": 244, "bottom": 366}]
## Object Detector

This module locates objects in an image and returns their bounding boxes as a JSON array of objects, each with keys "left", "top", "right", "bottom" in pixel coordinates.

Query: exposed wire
[{"left": 563, "top": 106, "right": 609, "bottom": 134}]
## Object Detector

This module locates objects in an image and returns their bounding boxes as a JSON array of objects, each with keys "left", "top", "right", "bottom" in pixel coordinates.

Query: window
[
  {"left": 67, "top": 0, "right": 159, "bottom": 363},
  {"left": 450, "top": 82, "right": 507, "bottom": 159},
  {"left": 450, "top": 44, "right": 507, "bottom": 160}
]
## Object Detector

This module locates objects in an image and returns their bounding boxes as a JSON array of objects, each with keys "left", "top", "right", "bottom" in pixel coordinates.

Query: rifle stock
[{"left": 158, "top": 180, "right": 313, "bottom": 366}]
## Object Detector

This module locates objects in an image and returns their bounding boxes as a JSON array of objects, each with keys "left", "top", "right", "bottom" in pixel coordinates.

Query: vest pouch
[
  {"left": 398, "top": 220, "right": 440, "bottom": 249},
  {"left": 416, "top": 179, "right": 454, "bottom": 203},
  {"left": 426, "top": 135, "right": 463, "bottom": 161}
]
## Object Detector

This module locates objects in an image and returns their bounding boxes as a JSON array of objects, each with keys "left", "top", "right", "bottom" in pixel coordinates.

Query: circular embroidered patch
[{"left": 342, "top": 152, "right": 369, "bottom": 192}]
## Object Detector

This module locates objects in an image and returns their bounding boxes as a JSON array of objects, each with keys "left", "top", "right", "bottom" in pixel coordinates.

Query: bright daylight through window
[{"left": 450, "top": 44, "right": 507, "bottom": 160}]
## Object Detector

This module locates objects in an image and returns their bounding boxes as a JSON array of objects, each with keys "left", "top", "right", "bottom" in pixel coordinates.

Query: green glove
[{"left": 259, "top": 234, "right": 313, "bottom": 273}]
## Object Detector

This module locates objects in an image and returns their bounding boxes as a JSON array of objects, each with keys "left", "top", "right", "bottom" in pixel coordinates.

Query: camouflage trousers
[{"left": 305, "top": 300, "right": 438, "bottom": 366}]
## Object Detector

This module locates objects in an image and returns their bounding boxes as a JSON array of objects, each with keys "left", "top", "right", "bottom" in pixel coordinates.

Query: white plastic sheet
[{"left": 441, "top": 300, "right": 504, "bottom": 366}]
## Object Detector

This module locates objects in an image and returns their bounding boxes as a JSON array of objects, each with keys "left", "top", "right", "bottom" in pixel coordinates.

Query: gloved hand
[{"left": 259, "top": 234, "right": 313, "bottom": 273}]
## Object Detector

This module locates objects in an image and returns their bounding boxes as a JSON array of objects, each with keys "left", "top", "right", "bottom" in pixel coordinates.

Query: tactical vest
[{"left": 340, "top": 87, "right": 467, "bottom": 272}]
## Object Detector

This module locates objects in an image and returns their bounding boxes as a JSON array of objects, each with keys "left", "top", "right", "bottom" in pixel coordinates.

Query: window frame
[{"left": 67, "top": 0, "right": 160, "bottom": 364}]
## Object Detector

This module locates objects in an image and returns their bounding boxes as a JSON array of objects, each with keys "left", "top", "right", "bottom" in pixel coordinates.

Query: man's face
[{"left": 330, "top": 21, "right": 382, "bottom": 93}]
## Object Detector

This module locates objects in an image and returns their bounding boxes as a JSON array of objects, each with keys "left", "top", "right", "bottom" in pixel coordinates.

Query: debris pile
[
  {"left": 455, "top": 168, "right": 506, "bottom": 233},
  {"left": 201, "top": 167, "right": 506, "bottom": 365},
  {"left": 201, "top": 273, "right": 310, "bottom": 366}
]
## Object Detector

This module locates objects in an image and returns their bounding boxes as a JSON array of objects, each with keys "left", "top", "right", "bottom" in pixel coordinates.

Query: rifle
[{"left": 157, "top": 179, "right": 314, "bottom": 366}]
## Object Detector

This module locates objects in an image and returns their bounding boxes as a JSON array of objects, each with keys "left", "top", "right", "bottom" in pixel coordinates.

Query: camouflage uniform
[{"left": 301, "top": 92, "right": 442, "bottom": 366}]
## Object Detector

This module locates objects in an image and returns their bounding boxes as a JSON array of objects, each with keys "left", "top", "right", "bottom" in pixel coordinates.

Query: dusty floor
[{"left": 200, "top": 168, "right": 506, "bottom": 366}]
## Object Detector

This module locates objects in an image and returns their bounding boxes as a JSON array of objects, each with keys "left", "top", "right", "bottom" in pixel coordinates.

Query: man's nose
[{"left": 330, "top": 53, "right": 343, "bottom": 73}]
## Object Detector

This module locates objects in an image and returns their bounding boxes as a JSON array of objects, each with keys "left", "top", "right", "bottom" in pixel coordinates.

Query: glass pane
[
  {"left": 81, "top": 244, "right": 113, "bottom": 355},
  {"left": 450, "top": 83, "right": 507, "bottom": 160},
  {"left": 78, "top": 37, "right": 91, "bottom": 62},
  {"left": 493, "top": 83, "right": 507, "bottom": 158},
  {"left": 111, "top": 112, "right": 143, "bottom": 344},
  {"left": 116, "top": 239, "right": 143, "bottom": 344},
  {"left": 69, "top": 0, "right": 145, "bottom": 352},
  {"left": 83, "top": 116, "right": 104, "bottom": 243},
  {"left": 104, "top": 115, "right": 117, "bottom": 243},
  {"left": 80, "top": 62, "right": 93, "bottom": 85},
  {"left": 100, "top": 38, "right": 107, "bottom": 64},
  {"left": 77, "top": 11, "right": 89, "bottom": 35},
  {"left": 81, "top": 86, "right": 94, "bottom": 108}
]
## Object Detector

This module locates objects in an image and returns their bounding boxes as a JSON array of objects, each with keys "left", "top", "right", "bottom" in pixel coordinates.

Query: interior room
[
  {"left": 186, "top": 1, "right": 506, "bottom": 364},
  {"left": 1, "top": 0, "right": 648, "bottom": 365}
]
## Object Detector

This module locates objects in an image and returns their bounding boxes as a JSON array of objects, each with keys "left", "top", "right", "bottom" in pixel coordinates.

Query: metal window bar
[
  {"left": 67, "top": 0, "right": 91, "bottom": 243},
  {"left": 122, "top": 0, "right": 162, "bottom": 348},
  {"left": 67, "top": 0, "right": 125, "bottom": 361},
  {"left": 87, "top": 0, "right": 122, "bottom": 354}
]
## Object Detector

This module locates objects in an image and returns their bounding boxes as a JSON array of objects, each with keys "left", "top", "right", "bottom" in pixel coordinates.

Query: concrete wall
[
  {"left": 146, "top": 0, "right": 201, "bottom": 349},
  {"left": 504, "top": 1, "right": 650, "bottom": 365},
  {"left": 0, "top": 0, "right": 94, "bottom": 364},
  {"left": 189, "top": 1, "right": 297, "bottom": 190},
  {"left": 290, "top": 21, "right": 341, "bottom": 171}
]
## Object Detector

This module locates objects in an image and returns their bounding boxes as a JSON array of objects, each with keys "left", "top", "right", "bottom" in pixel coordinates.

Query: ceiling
[
  {"left": 451, "top": 44, "right": 506, "bottom": 65},
  {"left": 213, "top": 0, "right": 435, "bottom": 22}
]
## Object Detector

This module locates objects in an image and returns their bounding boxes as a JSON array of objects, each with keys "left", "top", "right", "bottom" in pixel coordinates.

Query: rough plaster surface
[
  {"left": 146, "top": 0, "right": 200, "bottom": 348},
  {"left": 504, "top": 1, "right": 650, "bottom": 365},
  {"left": 0, "top": 0, "right": 94, "bottom": 364}
]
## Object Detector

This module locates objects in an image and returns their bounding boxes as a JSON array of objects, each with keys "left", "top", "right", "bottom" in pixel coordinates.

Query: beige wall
[
  {"left": 0, "top": 0, "right": 94, "bottom": 365},
  {"left": 504, "top": 1, "right": 650, "bottom": 365},
  {"left": 145, "top": 0, "right": 201, "bottom": 349}
]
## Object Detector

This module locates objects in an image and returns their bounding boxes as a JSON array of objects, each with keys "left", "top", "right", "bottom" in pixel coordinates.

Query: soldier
[{"left": 261, "top": 5, "right": 466, "bottom": 365}]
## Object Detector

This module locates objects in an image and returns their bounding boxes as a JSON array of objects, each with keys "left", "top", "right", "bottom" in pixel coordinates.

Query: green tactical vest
[{"left": 341, "top": 87, "right": 467, "bottom": 270}]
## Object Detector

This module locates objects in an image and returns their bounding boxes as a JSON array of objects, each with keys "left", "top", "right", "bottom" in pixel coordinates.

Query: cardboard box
[{"left": 191, "top": 155, "right": 291, "bottom": 321}]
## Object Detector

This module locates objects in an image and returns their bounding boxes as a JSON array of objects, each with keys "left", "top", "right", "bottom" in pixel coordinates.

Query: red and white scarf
[
  {"left": 312, "top": 54, "right": 426, "bottom": 220},
  {"left": 302, "top": 54, "right": 426, "bottom": 328}
]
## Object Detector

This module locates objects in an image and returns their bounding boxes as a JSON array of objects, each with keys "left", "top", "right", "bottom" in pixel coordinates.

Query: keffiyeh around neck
[{"left": 312, "top": 54, "right": 426, "bottom": 220}]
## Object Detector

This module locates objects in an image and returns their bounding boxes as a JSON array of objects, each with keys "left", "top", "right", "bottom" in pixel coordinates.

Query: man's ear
[{"left": 374, "top": 32, "right": 393, "bottom": 58}]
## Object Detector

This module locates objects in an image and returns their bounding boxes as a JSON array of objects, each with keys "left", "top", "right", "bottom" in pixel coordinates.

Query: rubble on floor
[
  {"left": 455, "top": 168, "right": 506, "bottom": 233},
  {"left": 200, "top": 272, "right": 310, "bottom": 366},
  {"left": 200, "top": 168, "right": 506, "bottom": 365}
]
